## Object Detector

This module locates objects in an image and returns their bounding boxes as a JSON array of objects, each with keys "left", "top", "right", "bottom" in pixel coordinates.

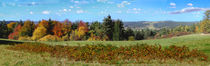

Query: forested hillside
[{"left": 124, "top": 21, "right": 197, "bottom": 30}]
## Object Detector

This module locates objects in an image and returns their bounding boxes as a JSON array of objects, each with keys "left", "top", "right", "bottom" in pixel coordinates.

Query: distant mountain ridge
[{"left": 124, "top": 21, "right": 198, "bottom": 30}]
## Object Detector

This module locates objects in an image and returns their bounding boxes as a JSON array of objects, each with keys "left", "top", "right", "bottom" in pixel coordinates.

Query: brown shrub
[
  {"left": 39, "top": 35, "right": 62, "bottom": 41},
  {"left": 7, "top": 43, "right": 208, "bottom": 64}
]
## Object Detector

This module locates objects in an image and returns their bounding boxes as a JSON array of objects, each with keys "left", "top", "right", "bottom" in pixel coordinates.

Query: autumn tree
[
  {"left": 200, "top": 10, "right": 210, "bottom": 33},
  {"left": 8, "top": 24, "right": 22, "bottom": 39},
  {"left": 38, "top": 20, "right": 49, "bottom": 29},
  {"left": 7, "top": 22, "right": 17, "bottom": 33},
  {"left": 19, "top": 20, "right": 35, "bottom": 37},
  {"left": 37, "top": 19, "right": 58, "bottom": 35},
  {"left": 63, "top": 19, "right": 72, "bottom": 36},
  {"left": 32, "top": 26, "right": 47, "bottom": 40},
  {"left": 195, "top": 25, "right": 200, "bottom": 33},
  {"left": 77, "top": 21, "right": 88, "bottom": 40},
  {"left": 52, "top": 22, "right": 64, "bottom": 37},
  {"left": 70, "top": 30, "right": 79, "bottom": 40}
]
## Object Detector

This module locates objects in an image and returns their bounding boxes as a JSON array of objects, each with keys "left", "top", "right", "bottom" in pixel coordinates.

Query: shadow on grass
[{"left": 0, "top": 40, "right": 23, "bottom": 45}]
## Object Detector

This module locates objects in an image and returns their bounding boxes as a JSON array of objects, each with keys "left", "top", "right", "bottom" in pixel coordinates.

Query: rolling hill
[{"left": 124, "top": 21, "right": 198, "bottom": 30}]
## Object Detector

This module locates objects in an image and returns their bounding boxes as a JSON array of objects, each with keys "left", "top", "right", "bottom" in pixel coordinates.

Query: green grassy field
[{"left": 1, "top": 34, "right": 210, "bottom": 65}]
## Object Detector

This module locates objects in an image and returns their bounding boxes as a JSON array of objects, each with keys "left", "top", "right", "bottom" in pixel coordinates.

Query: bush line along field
[
  {"left": 1, "top": 34, "right": 210, "bottom": 65},
  {"left": 7, "top": 43, "right": 208, "bottom": 64}
]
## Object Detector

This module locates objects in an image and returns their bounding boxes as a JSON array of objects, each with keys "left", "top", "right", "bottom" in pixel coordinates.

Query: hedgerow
[{"left": 7, "top": 43, "right": 208, "bottom": 64}]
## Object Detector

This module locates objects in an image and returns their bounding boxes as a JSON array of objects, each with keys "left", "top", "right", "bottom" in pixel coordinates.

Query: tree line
[{"left": 0, "top": 10, "right": 210, "bottom": 41}]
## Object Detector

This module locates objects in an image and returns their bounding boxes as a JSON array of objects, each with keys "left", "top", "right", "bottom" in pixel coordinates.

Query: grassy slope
[
  {"left": 1, "top": 34, "right": 210, "bottom": 65},
  {"left": 41, "top": 34, "right": 210, "bottom": 55},
  {"left": 40, "top": 34, "right": 210, "bottom": 46}
]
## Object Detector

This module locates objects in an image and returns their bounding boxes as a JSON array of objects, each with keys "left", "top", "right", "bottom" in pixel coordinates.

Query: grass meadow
[{"left": 1, "top": 34, "right": 210, "bottom": 65}]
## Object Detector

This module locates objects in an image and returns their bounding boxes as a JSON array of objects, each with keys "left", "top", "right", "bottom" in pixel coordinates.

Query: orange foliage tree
[
  {"left": 7, "top": 22, "right": 17, "bottom": 32},
  {"left": 52, "top": 22, "right": 64, "bottom": 37},
  {"left": 37, "top": 20, "right": 49, "bottom": 28},
  {"left": 195, "top": 26, "right": 200, "bottom": 33},
  {"left": 63, "top": 19, "right": 72, "bottom": 35},
  {"left": 19, "top": 20, "right": 35, "bottom": 37},
  {"left": 7, "top": 22, "right": 17, "bottom": 35},
  {"left": 77, "top": 21, "right": 88, "bottom": 38},
  {"left": 8, "top": 24, "right": 22, "bottom": 39}
]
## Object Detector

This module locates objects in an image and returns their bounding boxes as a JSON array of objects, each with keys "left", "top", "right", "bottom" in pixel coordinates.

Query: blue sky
[{"left": 0, "top": 0, "right": 210, "bottom": 22}]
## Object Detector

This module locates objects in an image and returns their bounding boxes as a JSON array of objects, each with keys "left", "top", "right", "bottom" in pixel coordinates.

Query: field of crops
[{"left": 1, "top": 34, "right": 210, "bottom": 65}]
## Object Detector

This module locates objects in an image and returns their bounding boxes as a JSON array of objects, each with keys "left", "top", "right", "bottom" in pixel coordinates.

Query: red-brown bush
[{"left": 7, "top": 43, "right": 208, "bottom": 64}]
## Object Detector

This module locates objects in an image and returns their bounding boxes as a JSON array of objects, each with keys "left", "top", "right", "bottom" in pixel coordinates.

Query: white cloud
[
  {"left": 60, "top": 9, "right": 71, "bottom": 12},
  {"left": 63, "top": 9, "right": 67, "bottom": 12},
  {"left": 170, "top": 3, "right": 176, "bottom": 8},
  {"left": 68, "top": 9, "right": 72, "bottom": 11},
  {"left": 169, "top": 7, "right": 210, "bottom": 14},
  {"left": 97, "top": 0, "right": 114, "bottom": 4},
  {"left": 29, "top": 11, "right": 33, "bottom": 14},
  {"left": 31, "top": 2, "right": 36, "bottom": 5},
  {"left": 170, "top": 3, "right": 176, "bottom": 6},
  {"left": 127, "top": 8, "right": 141, "bottom": 14},
  {"left": 187, "top": 3, "right": 193, "bottom": 6},
  {"left": 117, "top": 1, "right": 131, "bottom": 8},
  {"left": 97, "top": 0, "right": 107, "bottom": 2},
  {"left": 74, "top": 1, "right": 79, "bottom": 3},
  {"left": 76, "top": 10, "right": 85, "bottom": 14},
  {"left": 72, "top": 0, "right": 89, "bottom": 4},
  {"left": 42, "top": 11, "right": 50, "bottom": 14}
]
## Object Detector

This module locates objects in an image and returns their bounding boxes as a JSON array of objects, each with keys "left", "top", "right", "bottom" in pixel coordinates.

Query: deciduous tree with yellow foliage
[
  {"left": 32, "top": 26, "right": 47, "bottom": 40},
  {"left": 200, "top": 10, "right": 210, "bottom": 33}
]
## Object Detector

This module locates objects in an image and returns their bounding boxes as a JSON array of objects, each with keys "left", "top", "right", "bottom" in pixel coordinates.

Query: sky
[{"left": 0, "top": 0, "right": 210, "bottom": 22}]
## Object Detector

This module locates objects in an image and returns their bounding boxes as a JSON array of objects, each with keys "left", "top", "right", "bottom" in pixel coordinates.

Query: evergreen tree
[
  {"left": 48, "top": 18, "right": 55, "bottom": 35},
  {"left": 0, "top": 20, "right": 9, "bottom": 38},
  {"left": 90, "top": 21, "right": 102, "bottom": 36},
  {"left": 113, "top": 21, "right": 120, "bottom": 41},
  {"left": 18, "top": 20, "right": 24, "bottom": 26},
  {"left": 135, "top": 31, "right": 144, "bottom": 40},
  {"left": 124, "top": 28, "right": 134, "bottom": 40},
  {"left": 102, "top": 15, "right": 114, "bottom": 40},
  {"left": 113, "top": 20, "right": 124, "bottom": 41},
  {"left": 72, "top": 22, "right": 79, "bottom": 30}
]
